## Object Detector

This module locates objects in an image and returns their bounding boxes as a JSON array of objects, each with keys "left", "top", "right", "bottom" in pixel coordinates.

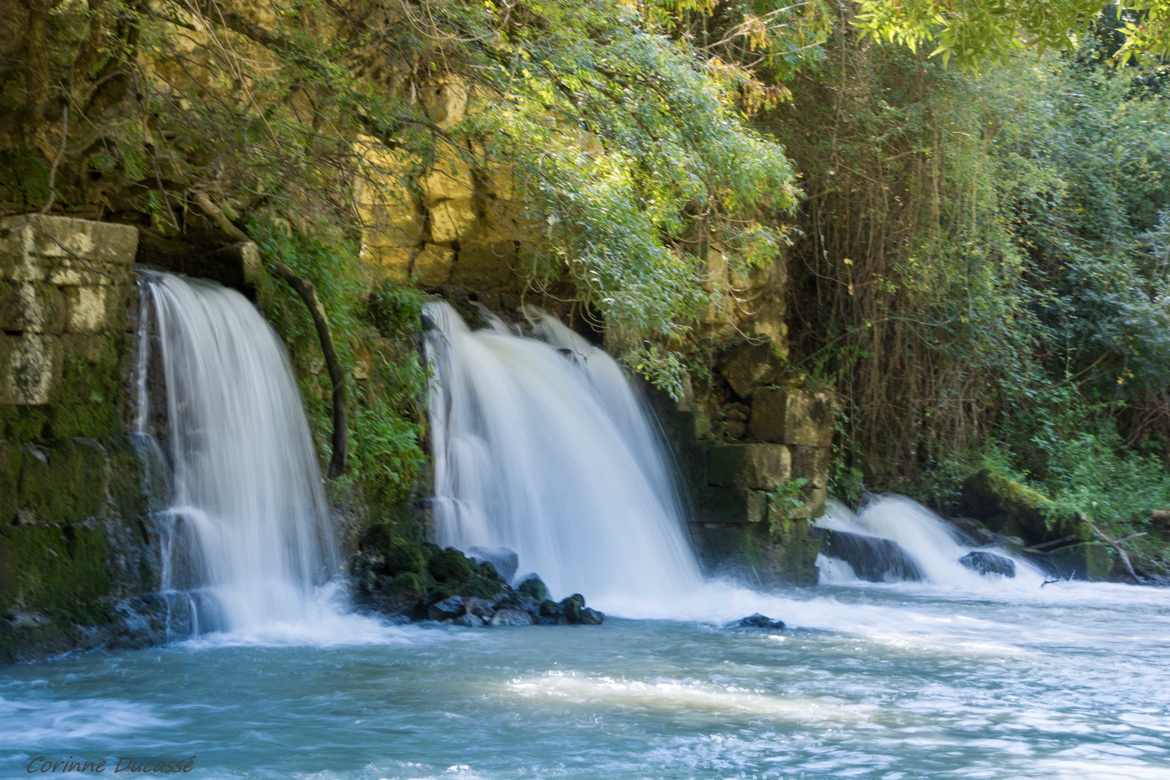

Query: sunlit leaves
[{"left": 852, "top": 0, "right": 1170, "bottom": 68}]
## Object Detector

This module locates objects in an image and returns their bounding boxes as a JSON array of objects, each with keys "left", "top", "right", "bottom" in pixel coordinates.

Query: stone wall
[
  {"left": 355, "top": 77, "right": 536, "bottom": 300},
  {"left": 654, "top": 361, "right": 835, "bottom": 585},
  {"left": 0, "top": 215, "right": 163, "bottom": 663}
]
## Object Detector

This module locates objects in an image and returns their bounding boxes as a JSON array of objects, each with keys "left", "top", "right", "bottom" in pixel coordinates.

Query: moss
[
  {"left": 18, "top": 439, "right": 107, "bottom": 523},
  {"left": 0, "top": 406, "right": 48, "bottom": 441},
  {"left": 48, "top": 333, "right": 126, "bottom": 439},
  {"left": 429, "top": 546, "right": 475, "bottom": 583},
  {"left": 106, "top": 442, "right": 149, "bottom": 524},
  {"left": 389, "top": 571, "right": 426, "bottom": 597},
  {"left": 961, "top": 464, "right": 1077, "bottom": 543},
  {"left": 0, "top": 524, "right": 113, "bottom": 620},
  {"left": 983, "top": 470, "right": 1056, "bottom": 516},
  {"left": 0, "top": 150, "right": 51, "bottom": 210},
  {"left": 0, "top": 443, "right": 21, "bottom": 524},
  {"left": 363, "top": 525, "right": 428, "bottom": 575}
]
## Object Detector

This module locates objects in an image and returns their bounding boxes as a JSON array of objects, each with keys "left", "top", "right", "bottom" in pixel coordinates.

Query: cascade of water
[
  {"left": 816, "top": 495, "right": 1047, "bottom": 587},
  {"left": 136, "top": 271, "right": 340, "bottom": 634},
  {"left": 425, "top": 302, "right": 704, "bottom": 614}
]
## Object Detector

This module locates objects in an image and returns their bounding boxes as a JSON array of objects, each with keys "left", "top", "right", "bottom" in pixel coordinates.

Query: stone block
[
  {"left": 360, "top": 243, "right": 413, "bottom": 284},
  {"left": 749, "top": 387, "right": 835, "bottom": 447},
  {"left": 689, "top": 521, "right": 819, "bottom": 586},
  {"left": 0, "top": 281, "right": 67, "bottom": 333},
  {"left": 412, "top": 243, "right": 455, "bottom": 287},
  {"left": 50, "top": 333, "right": 124, "bottom": 438},
  {"left": 429, "top": 198, "right": 477, "bottom": 243},
  {"left": 64, "top": 285, "right": 112, "bottom": 332},
  {"left": 421, "top": 75, "right": 468, "bottom": 130},
  {"left": 697, "top": 486, "right": 769, "bottom": 525},
  {"left": 1, "top": 214, "right": 137, "bottom": 269},
  {"left": 0, "top": 443, "right": 22, "bottom": 524},
  {"left": 718, "top": 341, "right": 782, "bottom": 399},
  {"left": 420, "top": 147, "right": 474, "bottom": 206},
  {"left": 790, "top": 445, "right": 832, "bottom": 489},
  {"left": 450, "top": 239, "right": 518, "bottom": 289},
  {"left": 707, "top": 444, "right": 791, "bottom": 490},
  {"left": 785, "top": 483, "right": 828, "bottom": 520},
  {"left": 0, "top": 333, "right": 60, "bottom": 405}
]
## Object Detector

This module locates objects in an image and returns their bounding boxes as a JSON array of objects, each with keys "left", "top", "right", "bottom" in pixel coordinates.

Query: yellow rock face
[
  {"left": 429, "top": 200, "right": 477, "bottom": 244},
  {"left": 412, "top": 244, "right": 455, "bottom": 287}
]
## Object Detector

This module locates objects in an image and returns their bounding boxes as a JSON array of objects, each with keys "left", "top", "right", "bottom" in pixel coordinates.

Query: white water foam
[{"left": 506, "top": 672, "right": 875, "bottom": 723}]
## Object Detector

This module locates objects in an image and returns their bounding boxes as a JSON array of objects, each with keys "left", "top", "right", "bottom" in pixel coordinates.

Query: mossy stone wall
[{"left": 0, "top": 215, "right": 161, "bottom": 663}]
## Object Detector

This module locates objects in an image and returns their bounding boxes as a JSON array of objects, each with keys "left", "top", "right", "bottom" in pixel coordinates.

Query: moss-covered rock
[
  {"left": 428, "top": 545, "right": 475, "bottom": 583},
  {"left": 959, "top": 468, "right": 1071, "bottom": 544},
  {"left": 0, "top": 525, "right": 112, "bottom": 620}
]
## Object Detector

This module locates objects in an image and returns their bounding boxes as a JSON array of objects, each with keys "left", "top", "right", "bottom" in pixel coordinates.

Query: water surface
[{"left": 4, "top": 580, "right": 1168, "bottom": 779}]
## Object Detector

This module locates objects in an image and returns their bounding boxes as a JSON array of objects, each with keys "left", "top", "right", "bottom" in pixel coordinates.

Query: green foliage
[
  {"left": 448, "top": 0, "right": 800, "bottom": 345},
  {"left": 251, "top": 223, "right": 427, "bottom": 514},
  {"left": 990, "top": 58, "right": 1170, "bottom": 403},
  {"left": 766, "top": 477, "right": 809, "bottom": 523},
  {"left": 624, "top": 344, "right": 689, "bottom": 402},
  {"left": 852, "top": 0, "right": 1170, "bottom": 66}
]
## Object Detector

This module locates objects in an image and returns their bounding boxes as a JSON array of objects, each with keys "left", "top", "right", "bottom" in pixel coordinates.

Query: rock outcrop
[{"left": 351, "top": 530, "right": 604, "bottom": 627}]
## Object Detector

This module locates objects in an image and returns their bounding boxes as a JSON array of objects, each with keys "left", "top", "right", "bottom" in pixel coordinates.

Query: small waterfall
[
  {"left": 136, "top": 271, "right": 340, "bottom": 635},
  {"left": 817, "top": 495, "right": 1047, "bottom": 587},
  {"left": 425, "top": 302, "right": 704, "bottom": 613}
]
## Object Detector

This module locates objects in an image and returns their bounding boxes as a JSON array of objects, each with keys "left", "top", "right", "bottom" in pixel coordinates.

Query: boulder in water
[
  {"left": 516, "top": 574, "right": 551, "bottom": 603},
  {"left": 959, "top": 551, "right": 1017, "bottom": 578},
  {"left": 578, "top": 607, "right": 605, "bottom": 625},
  {"left": 728, "top": 613, "right": 786, "bottom": 631},
  {"left": 559, "top": 594, "right": 586, "bottom": 623},
  {"left": 490, "top": 608, "right": 535, "bottom": 627},
  {"left": 427, "top": 595, "right": 467, "bottom": 621},
  {"left": 467, "top": 546, "right": 519, "bottom": 583},
  {"left": 815, "top": 527, "right": 924, "bottom": 582}
]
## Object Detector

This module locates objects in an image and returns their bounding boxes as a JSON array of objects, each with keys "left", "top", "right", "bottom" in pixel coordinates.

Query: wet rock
[
  {"left": 578, "top": 607, "right": 605, "bottom": 625},
  {"left": 427, "top": 595, "right": 466, "bottom": 621},
  {"left": 493, "top": 590, "right": 539, "bottom": 616},
  {"left": 516, "top": 574, "right": 551, "bottom": 603},
  {"left": 351, "top": 537, "right": 603, "bottom": 628},
  {"left": 815, "top": 527, "right": 924, "bottom": 582},
  {"left": 947, "top": 516, "right": 1000, "bottom": 546},
  {"left": 464, "top": 597, "right": 496, "bottom": 619},
  {"left": 959, "top": 551, "right": 1017, "bottom": 578},
  {"left": 959, "top": 469, "right": 1065, "bottom": 545},
  {"left": 728, "top": 613, "right": 786, "bottom": 630},
  {"left": 559, "top": 593, "right": 586, "bottom": 623},
  {"left": 490, "top": 608, "right": 534, "bottom": 627},
  {"left": 467, "top": 546, "right": 519, "bottom": 583}
]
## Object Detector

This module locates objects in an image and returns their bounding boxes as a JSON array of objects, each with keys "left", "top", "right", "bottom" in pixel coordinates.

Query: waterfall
[
  {"left": 816, "top": 495, "right": 1048, "bottom": 587},
  {"left": 136, "top": 271, "right": 340, "bottom": 635},
  {"left": 425, "top": 302, "right": 704, "bottom": 614}
]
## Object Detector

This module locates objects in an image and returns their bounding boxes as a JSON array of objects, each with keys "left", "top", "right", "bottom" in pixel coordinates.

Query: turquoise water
[{"left": 3, "top": 579, "right": 1169, "bottom": 778}]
